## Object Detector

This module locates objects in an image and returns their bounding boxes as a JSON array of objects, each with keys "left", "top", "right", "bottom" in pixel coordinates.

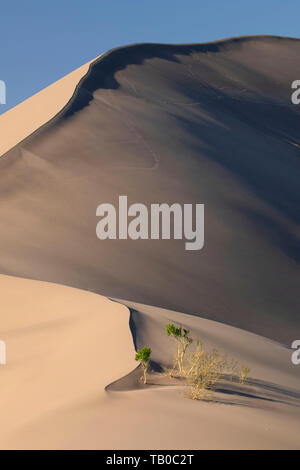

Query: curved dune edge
[
  {"left": 0, "top": 35, "right": 299, "bottom": 446},
  {"left": 90, "top": 299, "right": 300, "bottom": 450},
  {"left": 1, "top": 34, "right": 298, "bottom": 159},
  {"left": 108, "top": 299, "right": 300, "bottom": 392},
  {"left": 0, "top": 35, "right": 299, "bottom": 344},
  {"left": 0, "top": 274, "right": 136, "bottom": 449},
  {"left": 0, "top": 57, "right": 100, "bottom": 157},
  {"left": 0, "top": 274, "right": 299, "bottom": 449}
]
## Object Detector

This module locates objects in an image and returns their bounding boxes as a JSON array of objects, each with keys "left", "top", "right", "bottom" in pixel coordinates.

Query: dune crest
[
  {"left": 0, "top": 275, "right": 136, "bottom": 449},
  {"left": 0, "top": 36, "right": 299, "bottom": 343},
  {"left": 0, "top": 57, "right": 100, "bottom": 157},
  {"left": 0, "top": 275, "right": 299, "bottom": 449}
]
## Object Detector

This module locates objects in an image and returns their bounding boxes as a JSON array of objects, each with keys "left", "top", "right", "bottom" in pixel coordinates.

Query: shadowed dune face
[{"left": 0, "top": 36, "right": 299, "bottom": 343}]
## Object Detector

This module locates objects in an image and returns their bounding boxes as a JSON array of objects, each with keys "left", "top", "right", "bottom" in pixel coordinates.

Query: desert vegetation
[
  {"left": 136, "top": 323, "right": 251, "bottom": 400},
  {"left": 185, "top": 340, "right": 240, "bottom": 400},
  {"left": 239, "top": 364, "right": 251, "bottom": 385},
  {"left": 166, "top": 323, "right": 193, "bottom": 375},
  {"left": 135, "top": 347, "right": 152, "bottom": 384}
]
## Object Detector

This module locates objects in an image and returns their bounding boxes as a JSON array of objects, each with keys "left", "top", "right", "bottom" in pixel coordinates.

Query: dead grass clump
[{"left": 185, "top": 340, "right": 248, "bottom": 400}]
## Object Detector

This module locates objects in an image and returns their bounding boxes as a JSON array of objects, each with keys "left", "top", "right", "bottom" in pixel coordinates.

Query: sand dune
[
  {"left": 0, "top": 275, "right": 299, "bottom": 449},
  {"left": 0, "top": 36, "right": 300, "bottom": 449},
  {"left": 0, "top": 36, "right": 299, "bottom": 344},
  {"left": 115, "top": 299, "right": 300, "bottom": 391},
  {"left": 0, "top": 275, "right": 136, "bottom": 449},
  {"left": 0, "top": 58, "right": 99, "bottom": 156}
]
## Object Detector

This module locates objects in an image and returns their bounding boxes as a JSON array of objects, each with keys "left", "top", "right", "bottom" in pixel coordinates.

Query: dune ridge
[
  {"left": 0, "top": 274, "right": 136, "bottom": 449},
  {"left": 0, "top": 36, "right": 299, "bottom": 343},
  {"left": 0, "top": 57, "right": 100, "bottom": 157},
  {"left": 1, "top": 35, "right": 300, "bottom": 448},
  {"left": 0, "top": 274, "right": 299, "bottom": 449}
]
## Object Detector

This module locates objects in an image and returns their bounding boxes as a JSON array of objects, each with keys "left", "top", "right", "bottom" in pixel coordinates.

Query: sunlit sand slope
[
  {"left": 0, "top": 276, "right": 298, "bottom": 450},
  {"left": 0, "top": 58, "right": 97, "bottom": 155},
  {"left": 0, "top": 275, "right": 135, "bottom": 449},
  {"left": 0, "top": 36, "right": 299, "bottom": 343}
]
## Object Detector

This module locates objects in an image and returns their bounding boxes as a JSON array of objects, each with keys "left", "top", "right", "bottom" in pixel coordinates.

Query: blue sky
[{"left": 1, "top": 0, "right": 299, "bottom": 113}]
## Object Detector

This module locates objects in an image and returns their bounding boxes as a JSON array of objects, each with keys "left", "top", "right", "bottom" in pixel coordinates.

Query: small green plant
[
  {"left": 135, "top": 347, "right": 152, "bottom": 384},
  {"left": 239, "top": 364, "right": 251, "bottom": 385},
  {"left": 166, "top": 323, "right": 192, "bottom": 375}
]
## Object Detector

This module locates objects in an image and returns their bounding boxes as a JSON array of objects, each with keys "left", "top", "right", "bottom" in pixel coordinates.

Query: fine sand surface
[
  {"left": 0, "top": 275, "right": 299, "bottom": 449},
  {"left": 0, "top": 57, "right": 99, "bottom": 156},
  {"left": 0, "top": 36, "right": 299, "bottom": 344},
  {"left": 0, "top": 275, "right": 136, "bottom": 449},
  {"left": 0, "top": 36, "right": 299, "bottom": 449}
]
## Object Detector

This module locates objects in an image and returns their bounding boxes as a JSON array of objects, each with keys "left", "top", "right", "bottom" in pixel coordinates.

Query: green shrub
[
  {"left": 135, "top": 347, "right": 152, "bottom": 384},
  {"left": 166, "top": 323, "right": 192, "bottom": 375}
]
